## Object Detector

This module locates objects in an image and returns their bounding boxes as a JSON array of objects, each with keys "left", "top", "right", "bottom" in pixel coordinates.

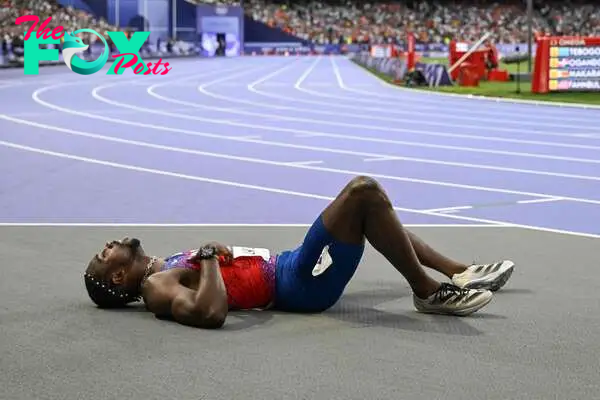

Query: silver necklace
[{"left": 141, "top": 256, "right": 158, "bottom": 286}]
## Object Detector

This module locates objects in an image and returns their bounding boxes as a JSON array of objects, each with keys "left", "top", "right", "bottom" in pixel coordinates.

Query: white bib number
[{"left": 232, "top": 246, "right": 271, "bottom": 261}]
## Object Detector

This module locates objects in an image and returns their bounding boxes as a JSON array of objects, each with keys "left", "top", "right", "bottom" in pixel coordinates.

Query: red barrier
[
  {"left": 407, "top": 31, "right": 415, "bottom": 71},
  {"left": 457, "top": 62, "right": 480, "bottom": 86},
  {"left": 449, "top": 40, "right": 489, "bottom": 81}
]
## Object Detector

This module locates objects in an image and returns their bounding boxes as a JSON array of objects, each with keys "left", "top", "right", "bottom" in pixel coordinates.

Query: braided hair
[{"left": 83, "top": 272, "right": 141, "bottom": 308}]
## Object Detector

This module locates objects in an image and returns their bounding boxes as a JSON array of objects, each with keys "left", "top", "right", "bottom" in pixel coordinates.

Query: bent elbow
[
  {"left": 197, "top": 300, "right": 228, "bottom": 329},
  {"left": 200, "top": 309, "right": 227, "bottom": 329},
  {"left": 205, "top": 317, "right": 226, "bottom": 329},
  {"left": 172, "top": 297, "right": 228, "bottom": 329}
]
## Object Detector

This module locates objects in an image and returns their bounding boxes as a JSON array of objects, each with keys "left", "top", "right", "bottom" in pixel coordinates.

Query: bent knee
[
  {"left": 347, "top": 176, "right": 391, "bottom": 207},
  {"left": 347, "top": 176, "right": 382, "bottom": 195},
  {"left": 347, "top": 176, "right": 385, "bottom": 199}
]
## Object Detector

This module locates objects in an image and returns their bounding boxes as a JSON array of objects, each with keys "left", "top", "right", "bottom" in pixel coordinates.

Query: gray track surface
[{"left": 1, "top": 226, "right": 599, "bottom": 400}]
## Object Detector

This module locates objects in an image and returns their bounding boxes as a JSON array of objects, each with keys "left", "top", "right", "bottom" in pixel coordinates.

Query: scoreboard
[{"left": 532, "top": 36, "right": 600, "bottom": 94}]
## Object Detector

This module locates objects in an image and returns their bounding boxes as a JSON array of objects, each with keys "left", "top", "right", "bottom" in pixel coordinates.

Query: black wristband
[{"left": 197, "top": 245, "right": 218, "bottom": 260}]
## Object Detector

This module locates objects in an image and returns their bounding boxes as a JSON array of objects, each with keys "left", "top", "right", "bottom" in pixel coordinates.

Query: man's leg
[
  {"left": 319, "top": 176, "right": 493, "bottom": 315},
  {"left": 406, "top": 230, "right": 515, "bottom": 291},
  {"left": 321, "top": 177, "right": 438, "bottom": 299},
  {"left": 406, "top": 230, "right": 466, "bottom": 278}
]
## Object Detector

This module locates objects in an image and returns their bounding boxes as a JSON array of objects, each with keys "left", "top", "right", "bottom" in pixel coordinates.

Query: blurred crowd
[
  {"left": 537, "top": 2, "right": 599, "bottom": 38},
  {"left": 244, "top": 0, "right": 600, "bottom": 45},
  {"left": 1, "top": 0, "right": 120, "bottom": 45},
  {"left": 1, "top": 0, "right": 599, "bottom": 65},
  {"left": 1, "top": 0, "right": 125, "bottom": 63}
]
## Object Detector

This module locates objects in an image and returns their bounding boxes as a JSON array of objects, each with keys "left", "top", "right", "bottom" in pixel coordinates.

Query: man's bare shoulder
[{"left": 141, "top": 270, "right": 186, "bottom": 317}]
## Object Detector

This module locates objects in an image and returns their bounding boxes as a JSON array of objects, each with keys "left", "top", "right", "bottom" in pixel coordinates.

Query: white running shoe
[
  {"left": 413, "top": 283, "right": 493, "bottom": 316},
  {"left": 452, "top": 260, "right": 515, "bottom": 292}
]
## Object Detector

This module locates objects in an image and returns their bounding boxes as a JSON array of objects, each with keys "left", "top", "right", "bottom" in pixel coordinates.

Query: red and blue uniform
[
  {"left": 162, "top": 250, "right": 277, "bottom": 310},
  {"left": 163, "top": 216, "right": 365, "bottom": 313}
]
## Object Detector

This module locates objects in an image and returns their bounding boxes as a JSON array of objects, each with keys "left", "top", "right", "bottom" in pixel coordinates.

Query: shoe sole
[
  {"left": 463, "top": 262, "right": 515, "bottom": 292},
  {"left": 415, "top": 293, "right": 493, "bottom": 317}
]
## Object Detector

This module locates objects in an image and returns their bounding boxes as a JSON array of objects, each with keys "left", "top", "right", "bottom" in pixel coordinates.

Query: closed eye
[{"left": 98, "top": 248, "right": 108, "bottom": 261}]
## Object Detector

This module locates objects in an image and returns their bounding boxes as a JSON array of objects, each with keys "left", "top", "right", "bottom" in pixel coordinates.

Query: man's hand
[
  {"left": 170, "top": 243, "right": 229, "bottom": 328},
  {"left": 210, "top": 242, "right": 233, "bottom": 264},
  {"left": 190, "top": 242, "right": 233, "bottom": 264}
]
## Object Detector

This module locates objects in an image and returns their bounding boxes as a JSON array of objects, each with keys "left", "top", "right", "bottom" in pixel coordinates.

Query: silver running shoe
[
  {"left": 413, "top": 283, "right": 493, "bottom": 316},
  {"left": 452, "top": 260, "right": 515, "bottom": 292}
]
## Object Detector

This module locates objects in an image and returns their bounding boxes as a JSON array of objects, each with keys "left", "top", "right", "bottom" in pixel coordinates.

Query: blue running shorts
[{"left": 274, "top": 215, "right": 365, "bottom": 312}]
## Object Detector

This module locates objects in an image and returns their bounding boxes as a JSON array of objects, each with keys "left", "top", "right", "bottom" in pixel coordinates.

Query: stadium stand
[
  {"left": 1, "top": 0, "right": 599, "bottom": 67},
  {"left": 243, "top": 0, "right": 600, "bottom": 45}
]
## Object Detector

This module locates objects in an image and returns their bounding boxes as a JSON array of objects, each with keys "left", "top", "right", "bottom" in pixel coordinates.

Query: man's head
[{"left": 84, "top": 237, "right": 149, "bottom": 308}]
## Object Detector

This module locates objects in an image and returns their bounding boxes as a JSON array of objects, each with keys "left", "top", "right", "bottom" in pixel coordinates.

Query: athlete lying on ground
[{"left": 84, "top": 176, "right": 514, "bottom": 329}]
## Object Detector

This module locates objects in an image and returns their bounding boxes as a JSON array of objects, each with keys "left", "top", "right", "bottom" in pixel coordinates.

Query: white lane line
[
  {"left": 424, "top": 196, "right": 566, "bottom": 213},
  {"left": 283, "top": 160, "right": 324, "bottom": 166},
  {"left": 517, "top": 197, "right": 565, "bottom": 205},
  {"left": 0, "top": 223, "right": 501, "bottom": 227},
  {"left": 422, "top": 206, "right": 474, "bottom": 214},
  {"left": 6, "top": 99, "right": 600, "bottom": 207},
  {"left": 2, "top": 140, "right": 599, "bottom": 239},
  {"left": 363, "top": 156, "right": 402, "bottom": 162},
  {"left": 7, "top": 112, "right": 595, "bottom": 206},
  {"left": 0, "top": 139, "right": 511, "bottom": 226}
]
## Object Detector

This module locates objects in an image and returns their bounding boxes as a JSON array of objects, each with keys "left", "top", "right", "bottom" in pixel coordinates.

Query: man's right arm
[{"left": 144, "top": 258, "right": 229, "bottom": 329}]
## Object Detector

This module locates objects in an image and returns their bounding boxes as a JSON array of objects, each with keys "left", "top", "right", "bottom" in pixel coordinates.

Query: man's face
[{"left": 88, "top": 238, "right": 145, "bottom": 282}]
